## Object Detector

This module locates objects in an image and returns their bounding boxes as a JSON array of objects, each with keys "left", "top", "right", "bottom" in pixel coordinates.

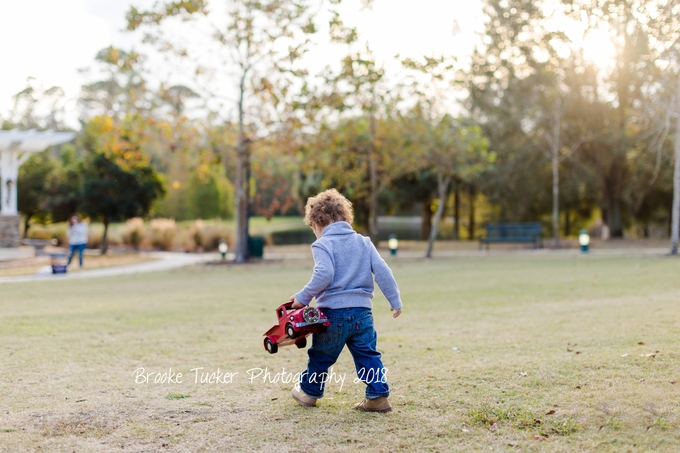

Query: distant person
[
  {"left": 290, "top": 189, "right": 403, "bottom": 413},
  {"left": 67, "top": 215, "right": 88, "bottom": 269}
]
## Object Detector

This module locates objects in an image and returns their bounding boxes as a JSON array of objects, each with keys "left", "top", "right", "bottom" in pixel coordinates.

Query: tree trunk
[
  {"left": 421, "top": 194, "right": 433, "bottom": 241},
  {"left": 234, "top": 71, "right": 250, "bottom": 263},
  {"left": 453, "top": 180, "right": 460, "bottom": 240},
  {"left": 468, "top": 185, "right": 476, "bottom": 240},
  {"left": 671, "top": 73, "right": 680, "bottom": 255},
  {"left": 563, "top": 205, "right": 571, "bottom": 238},
  {"left": 605, "top": 188, "right": 624, "bottom": 238},
  {"left": 101, "top": 217, "right": 109, "bottom": 255},
  {"left": 368, "top": 112, "right": 379, "bottom": 245},
  {"left": 613, "top": 12, "right": 629, "bottom": 240},
  {"left": 23, "top": 214, "right": 32, "bottom": 239},
  {"left": 602, "top": 155, "right": 627, "bottom": 239},
  {"left": 426, "top": 173, "right": 451, "bottom": 258},
  {"left": 551, "top": 107, "right": 560, "bottom": 248}
]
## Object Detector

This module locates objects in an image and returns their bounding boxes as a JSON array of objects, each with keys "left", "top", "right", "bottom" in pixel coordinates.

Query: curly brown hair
[{"left": 304, "top": 189, "right": 354, "bottom": 228}]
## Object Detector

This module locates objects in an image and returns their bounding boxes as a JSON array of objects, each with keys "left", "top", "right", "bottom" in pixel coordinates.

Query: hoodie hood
[{"left": 322, "top": 221, "right": 355, "bottom": 236}]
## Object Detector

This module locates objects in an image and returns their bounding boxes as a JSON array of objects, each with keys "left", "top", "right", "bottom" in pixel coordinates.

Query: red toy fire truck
[{"left": 263, "top": 302, "right": 330, "bottom": 354}]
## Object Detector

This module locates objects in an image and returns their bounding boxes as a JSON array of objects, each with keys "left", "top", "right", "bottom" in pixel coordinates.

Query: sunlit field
[{"left": 1, "top": 253, "right": 679, "bottom": 452}]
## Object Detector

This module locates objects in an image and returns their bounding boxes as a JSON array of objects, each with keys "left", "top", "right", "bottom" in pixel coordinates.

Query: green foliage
[
  {"left": 79, "top": 116, "right": 166, "bottom": 252},
  {"left": 47, "top": 144, "right": 83, "bottom": 223},
  {"left": 80, "top": 152, "right": 164, "bottom": 223},
  {"left": 17, "top": 152, "right": 55, "bottom": 235},
  {"left": 468, "top": 0, "right": 676, "bottom": 237},
  {"left": 185, "top": 166, "right": 234, "bottom": 220}
]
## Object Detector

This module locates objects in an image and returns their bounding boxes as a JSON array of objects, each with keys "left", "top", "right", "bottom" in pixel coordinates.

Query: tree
[
  {"left": 46, "top": 145, "right": 83, "bottom": 223},
  {"left": 127, "top": 0, "right": 319, "bottom": 262},
  {"left": 333, "top": 45, "right": 388, "bottom": 243},
  {"left": 414, "top": 116, "right": 491, "bottom": 258},
  {"left": 671, "top": 73, "right": 680, "bottom": 254},
  {"left": 469, "top": 0, "right": 641, "bottom": 240},
  {"left": 17, "top": 153, "right": 55, "bottom": 237},
  {"left": 186, "top": 165, "right": 234, "bottom": 220},
  {"left": 7, "top": 78, "right": 66, "bottom": 130},
  {"left": 564, "top": 0, "right": 676, "bottom": 238},
  {"left": 79, "top": 46, "right": 147, "bottom": 120},
  {"left": 80, "top": 116, "right": 165, "bottom": 254}
]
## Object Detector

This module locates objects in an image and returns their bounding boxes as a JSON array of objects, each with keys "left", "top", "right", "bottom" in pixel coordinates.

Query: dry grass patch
[{"left": 1, "top": 253, "right": 679, "bottom": 452}]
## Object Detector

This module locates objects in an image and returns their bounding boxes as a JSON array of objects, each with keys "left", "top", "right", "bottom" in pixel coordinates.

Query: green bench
[{"left": 479, "top": 223, "right": 543, "bottom": 250}]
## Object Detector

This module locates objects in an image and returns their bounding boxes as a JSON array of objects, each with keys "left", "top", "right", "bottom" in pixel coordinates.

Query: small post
[
  {"left": 579, "top": 229, "right": 590, "bottom": 253},
  {"left": 388, "top": 234, "right": 398, "bottom": 256},
  {"left": 218, "top": 239, "right": 228, "bottom": 261}
]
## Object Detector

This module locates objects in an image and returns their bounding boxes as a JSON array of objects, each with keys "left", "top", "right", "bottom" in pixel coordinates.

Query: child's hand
[
  {"left": 391, "top": 308, "right": 401, "bottom": 318},
  {"left": 289, "top": 296, "right": 304, "bottom": 309}
]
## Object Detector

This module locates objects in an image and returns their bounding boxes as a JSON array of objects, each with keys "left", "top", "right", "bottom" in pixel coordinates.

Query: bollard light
[
  {"left": 218, "top": 239, "right": 228, "bottom": 260},
  {"left": 578, "top": 229, "right": 590, "bottom": 253},
  {"left": 388, "top": 234, "right": 398, "bottom": 256}
]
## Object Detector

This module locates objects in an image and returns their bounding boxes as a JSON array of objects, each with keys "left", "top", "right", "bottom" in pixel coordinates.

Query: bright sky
[{"left": 0, "top": 0, "right": 484, "bottom": 128}]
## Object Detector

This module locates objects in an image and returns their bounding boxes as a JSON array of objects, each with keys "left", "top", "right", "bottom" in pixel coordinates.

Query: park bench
[
  {"left": 478, "top": 223, "right": 544, "bottom": 250},
  {"left": 21, "top": 239, "right": 57, "bottom": 256}
]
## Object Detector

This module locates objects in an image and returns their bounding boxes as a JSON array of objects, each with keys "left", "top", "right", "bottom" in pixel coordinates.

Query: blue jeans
[
  {"left": 67, "top": 244, "right": 86, "bottom": 267},
  {"left": 300, "top": 307, "right": 389, "bottom": 400}
]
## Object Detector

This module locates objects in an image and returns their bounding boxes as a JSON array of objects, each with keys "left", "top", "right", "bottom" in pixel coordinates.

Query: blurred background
[{"left": 1, "top": 0, "right": 678, "bottom": 257}]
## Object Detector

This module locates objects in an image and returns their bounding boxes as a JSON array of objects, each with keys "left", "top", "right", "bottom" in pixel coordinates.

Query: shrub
[
  {"left": 150, "top": 218, "right": 176, "bottom": 251},
  {"left": 189, "top": 219, "right": 205, "bottom": 251},
  {"left": 124, "top": 218, "right": 145, "bottom": 250}
]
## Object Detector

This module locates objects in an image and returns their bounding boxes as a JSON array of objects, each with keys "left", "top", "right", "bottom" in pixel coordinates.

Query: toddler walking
[{"left": 290, "top": 189, "right": 402, "bottom": 412}]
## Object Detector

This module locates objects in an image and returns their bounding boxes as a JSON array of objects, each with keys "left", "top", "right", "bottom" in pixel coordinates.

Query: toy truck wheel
[
  {"left": 295, "top": 338, "right": 307, "bottom": 349},
  {"left": 264, "top": 338, "right": 278, "bottom": 354},
  {"left": 286, "top": 323, "right": 298, "bottom": 339}
]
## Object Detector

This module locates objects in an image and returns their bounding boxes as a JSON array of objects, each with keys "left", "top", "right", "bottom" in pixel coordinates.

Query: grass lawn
[{"left": 1, "top": 253, "right": 679, "bottom": 452}]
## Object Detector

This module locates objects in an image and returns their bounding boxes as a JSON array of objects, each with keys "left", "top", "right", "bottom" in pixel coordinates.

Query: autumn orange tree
[{"left": 80, "top": 115, "right": 166, "bottom": 254}]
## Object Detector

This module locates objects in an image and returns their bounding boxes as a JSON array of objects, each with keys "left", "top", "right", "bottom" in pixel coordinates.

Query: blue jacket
[{"left": 294, "top": 221, "right": 402, "bottom": 310}]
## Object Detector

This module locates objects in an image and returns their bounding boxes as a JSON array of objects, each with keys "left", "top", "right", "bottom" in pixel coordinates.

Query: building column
[
  {"left": 0, "top": 215, "right": 21, "bottom": 247},
  {"left": 1, "top": 149, "right": 21, "bottom": 215},
  {"left": 1, "top": 150, "right": 24, "bottom": 247}
]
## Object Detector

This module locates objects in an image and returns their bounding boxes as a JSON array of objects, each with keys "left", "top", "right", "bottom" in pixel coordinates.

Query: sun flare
[{"left": 581, "top": 28, "right": 617, "bottom": 67}]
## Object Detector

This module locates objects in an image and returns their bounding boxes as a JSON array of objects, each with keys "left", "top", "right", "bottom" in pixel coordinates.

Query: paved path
[
  {"left": 0, "top": 252, "right": 219, "bottom": 284},
  {"left": 0, "top": 247, "right": 33, "bottom": 262}
]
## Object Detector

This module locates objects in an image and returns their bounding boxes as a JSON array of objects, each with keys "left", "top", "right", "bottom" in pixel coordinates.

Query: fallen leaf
[
  {"left": 637, "top": 342, "right": 645, "bottom": 345},
  {"left": 461, "top": 426, "right": 469, "bottom": 433},
  {"left": 545, "top": 410, "right": 556, "bottom": 415},
  {"left": 567, "top": 348, "right": 573, "bottom": 352},
  {"left": 534, "top": 435, "right": 548, "bottom": 440},
  {"left": 520, "top": 372, "right": 528, "bottom": 377},
  {"left": 575, "top": 351, "right": 581, "bottom": 354},
  {"left": 488, "top": 422, "right": 498, "bottom": 432},
  {"left": 575, "top": 385, "right": 582, "bottom": 389},
  {"left": 621, "top": 354, "right": 629, "bottom": 357},
  {"left": 646, "top": 353, "right": 656, "bottom": 358},
  {"left": 671, "top": 381, "right": 677, "bottom": 385}
]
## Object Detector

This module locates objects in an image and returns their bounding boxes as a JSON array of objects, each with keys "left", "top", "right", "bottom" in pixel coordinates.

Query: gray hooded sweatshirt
[{"left": 294, "top": 221, "right": 402, "bottom": 310}]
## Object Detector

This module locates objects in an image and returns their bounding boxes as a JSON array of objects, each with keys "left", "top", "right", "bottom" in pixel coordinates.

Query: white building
[{"left": 0, "top": 129, "right": 75, "bottom": 247}]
